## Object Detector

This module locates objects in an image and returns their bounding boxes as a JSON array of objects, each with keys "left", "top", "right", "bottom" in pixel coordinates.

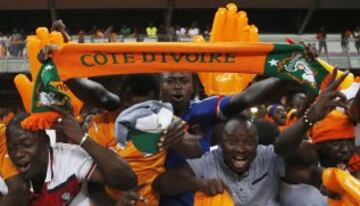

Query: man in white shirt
[{"left": 5, "top": 111, "right": 137, "bottom": 206}]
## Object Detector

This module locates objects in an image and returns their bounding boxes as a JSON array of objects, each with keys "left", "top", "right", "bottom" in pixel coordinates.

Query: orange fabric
[
  {"left": 196, "top": 4, "right": 257, "bottom": 96},
  {"left": 349, "top": 154, "right": 360, "bottom": 173},
  {"left": 0, "top": 124, "right": 19, "bottom": 180},
  {"left": 52, "top": 42, "right": 274, "bottom": 81},
  {"left": 20, "top": 112, "right": 61, "bottom": 131},
  {"left": 0, "top": 112, "right": 15, "bottom": 125},
  {"left": 322, "top": 168, "right": 360, "bottom": 206},
  {"left": 87, "top": 112, "right": 166, "bottom": 206},
  {"left": 309, "top": 110, "right": 355, "bottom": 144},
  {"left": 194, "top": 191, "right": 235, "bottom": 206}
]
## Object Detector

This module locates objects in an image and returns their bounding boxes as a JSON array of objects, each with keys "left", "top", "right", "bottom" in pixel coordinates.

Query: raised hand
[
  {"left": 300, "top": 42, "right": 319, "bottom": 60},
  {"left": 48, "top": 105, "right": 84, "bottom": 144},
  {"left": 51, "top": 19, "right": 66, "bottom": 32},
  {"left": 51, "top": 19, "right": 71, "bottom": 42},
  {"left": 306, "top": 68, "right": 349, "bottom": 123},
  {"left": 158, "top": 117, "right": 186, "bottom": 150},
  {"left": 116, "top": 184, "right": 147, "bottom": 206}
]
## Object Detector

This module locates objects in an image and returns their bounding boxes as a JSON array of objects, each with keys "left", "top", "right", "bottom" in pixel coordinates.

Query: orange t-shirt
[
  {"left": 0, "top": 124, "right": 19, "bottom": 180},
  {"left": 87, "top": 112, "right": 166, "bottom": 206}
]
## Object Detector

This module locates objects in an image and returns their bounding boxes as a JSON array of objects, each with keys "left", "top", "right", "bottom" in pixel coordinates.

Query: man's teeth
[{"left": 234, "top": 156, "right": 247, "bottom": 161}]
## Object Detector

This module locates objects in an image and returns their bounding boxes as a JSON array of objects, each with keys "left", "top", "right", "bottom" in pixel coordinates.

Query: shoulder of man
[{"left": 52, "top": 143, "right": 88, "bottom": 157}]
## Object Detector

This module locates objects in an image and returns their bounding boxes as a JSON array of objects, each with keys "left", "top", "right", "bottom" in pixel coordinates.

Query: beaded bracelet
[{"left": 303, "top": 108, "right": 317, "bottom": 127}]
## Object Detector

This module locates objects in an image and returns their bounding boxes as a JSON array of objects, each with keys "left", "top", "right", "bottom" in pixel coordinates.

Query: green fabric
[
  {"left": 31, "top": 60, "right": 68, "bottom": 113},
  {"left": 264, "top": 44, "right": 328, "bottom": 93},
  {"left": 128, "top": 129, "right": 161, "bottom": 154}
]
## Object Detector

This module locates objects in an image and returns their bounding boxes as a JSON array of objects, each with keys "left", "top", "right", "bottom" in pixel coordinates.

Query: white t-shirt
[{"left": 29, "top": 143, "right": 96, "bottom": 206}]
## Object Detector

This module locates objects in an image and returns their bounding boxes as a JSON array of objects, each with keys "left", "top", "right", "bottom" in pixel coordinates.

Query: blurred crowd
[
  {"left": 316, "top": 26, "right": 360, "bottom": 55},
  {"left": 1, "top": 23, "right": 360, "bottom": 58}
]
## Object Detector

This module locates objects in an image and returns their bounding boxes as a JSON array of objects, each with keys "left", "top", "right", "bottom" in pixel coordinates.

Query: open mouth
[
  {"left": 16, "top": 162, "right": 31, "bottom": 174},
  {"left": 232, "top": 155, "right": 248, "bottom": 169},
  {"left": 172, "top": 94, "right": 185, "bottom": 102}
]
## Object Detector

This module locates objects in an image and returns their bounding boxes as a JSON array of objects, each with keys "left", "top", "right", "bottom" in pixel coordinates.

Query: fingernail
[
  {"left": 159, "top": 137, "right": 165, "bottom": 142},
  {"left": 158, "top": 143, "right": 162, "bottom": 147}
]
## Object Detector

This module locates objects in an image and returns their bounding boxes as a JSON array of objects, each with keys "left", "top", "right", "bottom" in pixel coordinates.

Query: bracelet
[
  {"left": 79, "top": 133, "right": 89, "bottom": 146},
  {"left": 303, "top": 108, "right": 317, "bottom": 127}
]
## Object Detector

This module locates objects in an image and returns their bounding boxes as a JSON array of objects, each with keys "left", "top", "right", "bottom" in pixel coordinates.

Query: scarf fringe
[{"left": 21, "top": 112, "right": 61, "bottom": 131}]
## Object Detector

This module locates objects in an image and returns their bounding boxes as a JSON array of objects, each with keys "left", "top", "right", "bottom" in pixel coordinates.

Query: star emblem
[
  {"left": 268, "top": 59, "right": 278, "bottom": 67},
  {"left": 45, "top": 64, "right": 54, "bottom": 71}
]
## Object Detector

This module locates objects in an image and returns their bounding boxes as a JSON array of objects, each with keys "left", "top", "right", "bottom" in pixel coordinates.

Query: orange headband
[{"left": 310, "top": 110, "right": 354, "bottom": 144}]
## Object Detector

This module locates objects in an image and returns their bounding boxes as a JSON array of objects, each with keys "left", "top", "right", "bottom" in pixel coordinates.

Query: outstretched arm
[
  {"left": 226, "top": 77, "right": 291, "bottom": 115},
  {"left": 51, "top": 106, "right": 137, "bottom": 190},
  {"left": 65, "top": 78, "right": 120, "bottom": 111},
  {"left": 275, "top": 69, "right": 349, "bottom": 157}
]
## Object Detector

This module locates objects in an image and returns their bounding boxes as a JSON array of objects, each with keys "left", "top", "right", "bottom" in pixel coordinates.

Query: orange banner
[{"left": 52, "top": 42, "right": 275, "bottom": 80}]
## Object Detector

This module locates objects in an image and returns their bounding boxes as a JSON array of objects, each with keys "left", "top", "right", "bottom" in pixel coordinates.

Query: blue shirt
[{"left": 160, "top": 96, "right": 232, "bottom": 206}]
